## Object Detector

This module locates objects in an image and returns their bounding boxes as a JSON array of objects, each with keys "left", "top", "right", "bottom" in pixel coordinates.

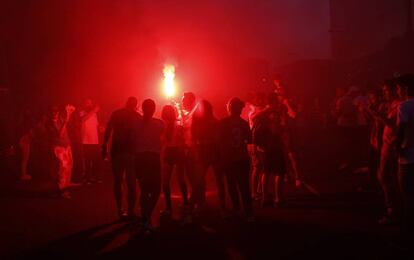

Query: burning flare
[{"left": 163, "top": 65, "right": 176, "bottom": 99}]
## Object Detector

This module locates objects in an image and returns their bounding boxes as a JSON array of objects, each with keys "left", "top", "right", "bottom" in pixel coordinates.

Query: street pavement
[{"left": 0, "top": 168, "right": 411, "bottom": 259}]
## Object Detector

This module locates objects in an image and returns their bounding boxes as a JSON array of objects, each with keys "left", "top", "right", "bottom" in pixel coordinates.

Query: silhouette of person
[
  {"left": 103, "top": 97, "right": 141, "bottom": 220},
  {"left": 132, "top": 99, "right": 164, "bottom": 231}
]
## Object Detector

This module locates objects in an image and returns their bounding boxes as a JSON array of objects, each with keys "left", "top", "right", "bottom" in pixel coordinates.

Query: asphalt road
[
  {"left": 1, "top": 132, "right": 412, "bottom": 259},
  {"left": 0, "top": 166, "right": 411, "bottom": 260}
]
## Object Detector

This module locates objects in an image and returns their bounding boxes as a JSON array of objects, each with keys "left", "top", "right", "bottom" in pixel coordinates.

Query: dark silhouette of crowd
[{"left": 4, "top": 73, "right": 414, "bottom": 242}]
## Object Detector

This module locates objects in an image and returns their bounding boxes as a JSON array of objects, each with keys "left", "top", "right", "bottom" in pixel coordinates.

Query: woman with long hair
[{"left": 160, "top": 105, "right": 189, "bottom": 216}]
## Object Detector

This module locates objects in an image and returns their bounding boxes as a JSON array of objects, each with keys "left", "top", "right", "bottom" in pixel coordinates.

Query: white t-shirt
[
  {"left": 397, "top": 98, "right": 414, "bottom": 165},
  {"left": 80, "top": 111, "right": 99, "bottom": 145}
]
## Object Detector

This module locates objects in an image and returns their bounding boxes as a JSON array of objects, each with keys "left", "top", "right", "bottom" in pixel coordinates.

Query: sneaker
[
  {"left": 20, "top": 175, "right": 32, "bottom": 181},
  {"left": 253, "top": 194, "right": 262, "bottom": 201},
  {"left": 230, "top": 209, "right": 243, "bottom": 219},
  {"left": 182, "top": 214, "right": 193, "bottom": 225},
  {"left": 356, "top": 186, "right": 373, "bottom": 193},
  {"left": 180, "top": 203, "right": 190, "bottom": 211},
  {"left": 160, "top": 209, "right": 172, "bottom": 217},
  {"left": 141, "top": 221, "right": 155, "bottom": 233},
  {"left": 353, "top": 167, "right": 369, "bottom": 174},
  {"left": 273, "top": 200, "right": 285, "bottom": 209},
  {"left": 246, "top": 215, "right": 256, "bottom": 223},
  {"left": 126, "top": 213, "right": 138, "bottom": 222},
  {"left": 68, "top": 182, "right": 82, "bottom": 188},
  {"left": 338, "top": 162, "right": 349, "bottom": 171},
  {"left": 118, "top": 210, "right": 128, "bottom": 220},
  {"left": 60, "top": 191, "right": 72, "bottom": 199},
  {"left": 378, "top": 215, "right": 397, "bottom": 225},
  {"left": 219, "top": 209, "right": 229, "bottom": 220},
  {"left": 261, "top": 199, "right": 273, "bottom": 207}
]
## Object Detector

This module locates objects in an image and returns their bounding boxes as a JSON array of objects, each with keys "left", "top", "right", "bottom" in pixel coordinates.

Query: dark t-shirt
[
  {"left": 104, "top": 108, "right": 141, "bottom": 155},
  {"left": 219, "top": 115, "right": 251, "bottom": 162},
  {"left": 192, "top": 116, "right": 219, "bottom": 145},
  {"left": 252, "top": 107, "right": 286, "bottom": 152},
  {"left": 132, "top": 117, "right": 164, "bottom": 154},
  {"left": 191, "top": 116, "right": 220, "bottom": 164}
]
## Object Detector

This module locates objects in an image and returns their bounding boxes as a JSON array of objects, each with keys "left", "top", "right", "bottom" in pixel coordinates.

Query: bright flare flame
[{"left": 163, "top": 65, "right": 176, "bottom": 99}]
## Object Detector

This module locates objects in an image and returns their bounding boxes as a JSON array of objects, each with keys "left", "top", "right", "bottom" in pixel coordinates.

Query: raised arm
[
  {"left": 283, "top": 99, "right": 296, "bottom": 119},
  {"left": 58, "top": 105, "right": 75, "bottom": 138},
  {"left": 103, "top": 112, "right": 114, "bottom": 146},
  {"left": 101, "top": 112, "right": 115, "bottom": 159},
  {"left": 366, "top": 106, "right": 396, "bottom": 129}
]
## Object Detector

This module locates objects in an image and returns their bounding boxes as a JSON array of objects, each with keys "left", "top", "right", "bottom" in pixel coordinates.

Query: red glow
[{"left": 163, "top": 65, "right": 176, "bottom": 99}]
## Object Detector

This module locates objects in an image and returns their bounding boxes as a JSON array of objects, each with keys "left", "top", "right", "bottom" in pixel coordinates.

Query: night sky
[
  {"left": 143, "top": 0, "right": 331, "bottom": 62},
  {"left": 0, "top": 0, "right": 405, "bottom": 111}
]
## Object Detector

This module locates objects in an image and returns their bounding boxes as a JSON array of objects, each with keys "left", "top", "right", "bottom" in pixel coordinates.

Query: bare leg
[
  {"left": 274, "top": 175, "right": 285, "bottom": 205},
  {"left": 162, "top": 163, "right": 174, "bottom": 211},
  {"left": 19, "top": 135, "right": 31, "bottom": 180},
  {"left": 287, "top": 152, "right": 301, "bottom": 186},
  {"left": 67, "top": 147, "right": 73, "bottom": 185},
  {"left": 176, "top": 163, "right": 189, "bottom": 206},
  {"left": 251, "top": 166, "right": 262, "bottom": 197},
  {"left": 213, "top": 164, "right": 226, "bottom": 211},
  {"left": 251, "top": 148, "right": 263, "bottom": 197},
  {"left": 261, "top": 174, "right": 274, "bottom": 205}
]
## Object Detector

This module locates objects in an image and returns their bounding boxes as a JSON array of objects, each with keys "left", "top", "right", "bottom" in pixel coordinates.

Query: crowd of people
[
  {"left": 101, "top": 94, "right": 256, "bottom": 230},
  {"left": 16, "top": 99, "right": 103, "bottom": 195},
  {"left": 11, "top": 74, "right": 414, "bottom": 237},
  {"left": 332, "top": 74, "right": 414, "bottom": 239}
]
